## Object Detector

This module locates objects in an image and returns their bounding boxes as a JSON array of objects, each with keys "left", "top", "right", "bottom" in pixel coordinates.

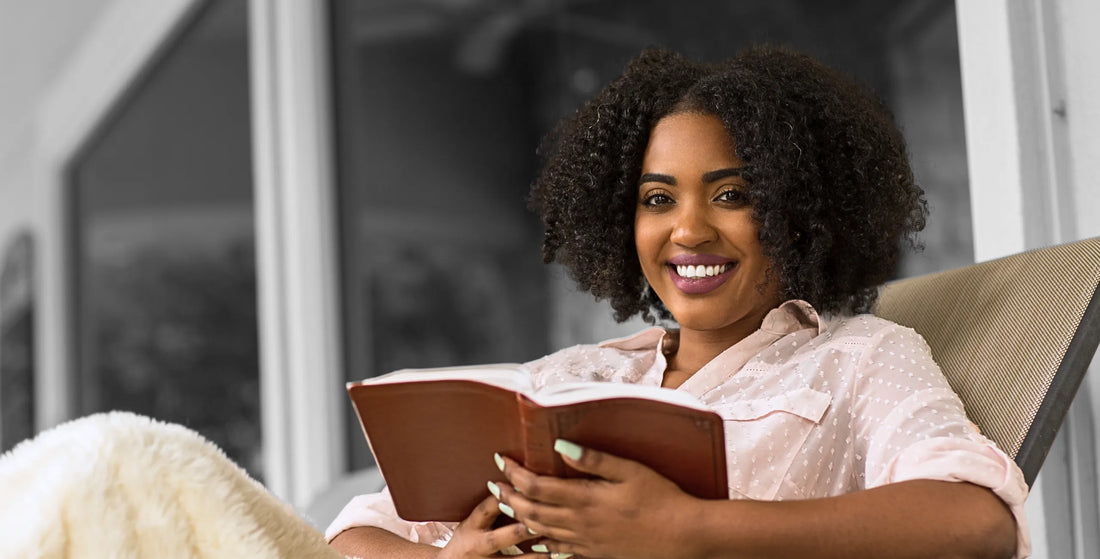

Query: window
[
  {"left": 66, "top": 0, "right": 261, "bottom": 478},
  {"left": 328, "top": 0, "right": 969, "bottom": 471}
]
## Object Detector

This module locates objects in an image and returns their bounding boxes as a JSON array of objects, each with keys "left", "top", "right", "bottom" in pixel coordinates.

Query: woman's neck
[{"left": 662, "top": 313, "right": 772, "bottom": 389}]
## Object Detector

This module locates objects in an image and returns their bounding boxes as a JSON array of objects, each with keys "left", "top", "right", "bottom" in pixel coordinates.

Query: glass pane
[
  {"left": 67, "top": 0, "right": 261, "bottom": 478},
  {"left": 329, "top": 0, "right": 970, "bottom": 471},
  {"left": 1, "top": 233, "right": 35, "bottom": 452}
]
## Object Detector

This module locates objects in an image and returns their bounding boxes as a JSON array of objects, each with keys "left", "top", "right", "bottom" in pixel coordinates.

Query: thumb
[{"left": 553, "top": 439, "right": 645, "bottom": 482}]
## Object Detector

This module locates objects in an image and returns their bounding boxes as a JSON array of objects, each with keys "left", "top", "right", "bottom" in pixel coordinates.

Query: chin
[
  {"left": 665, "top": 299, "right": 774, "bottom": 335},
  {"left": 667, "top": 312, "right": 741, "bottom": 333}
]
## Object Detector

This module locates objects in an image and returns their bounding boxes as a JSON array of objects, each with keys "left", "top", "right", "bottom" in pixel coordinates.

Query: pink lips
[{"left": 666, "top": 254, "right": 736, "bottom": 295}]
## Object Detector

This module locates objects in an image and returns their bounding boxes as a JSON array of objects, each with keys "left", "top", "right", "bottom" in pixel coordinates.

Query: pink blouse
[{"left": 326, "top": 300, "right": 1030, "bottom": 557}]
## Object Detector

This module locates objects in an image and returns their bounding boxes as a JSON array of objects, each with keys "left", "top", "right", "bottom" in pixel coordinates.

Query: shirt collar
[
  {"left": 761, "top": 299, "right": 825, "bottom": 336},
  {"left": 597, "top": 326, "right": 667, "bottom": 351},
  {"left": 597, "top": 299, "right": 824, "bottom": 352}
]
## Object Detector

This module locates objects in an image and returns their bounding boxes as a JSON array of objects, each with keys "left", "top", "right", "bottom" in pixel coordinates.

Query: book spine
[{"left": 518, "top": 395, "right": 564, "bottom": 476}]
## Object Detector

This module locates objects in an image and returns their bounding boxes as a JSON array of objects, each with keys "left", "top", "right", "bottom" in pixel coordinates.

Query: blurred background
[{"left": 0, "top": 1, "right": 1097, "bottom": 556}]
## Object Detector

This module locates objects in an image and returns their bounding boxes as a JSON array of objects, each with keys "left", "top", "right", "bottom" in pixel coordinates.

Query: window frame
[
  {"left": 31, "top": 0, "right": 346, "bottom": 507},
  {"left": 249, "top": 0, "right": 345, "bottom": 505},
  {"left": 32, "top": 0, "right": 204, "bottom": 439}
]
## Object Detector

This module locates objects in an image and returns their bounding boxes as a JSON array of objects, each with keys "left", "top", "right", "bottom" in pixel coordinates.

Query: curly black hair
[{"left": 530, "top": 45, "right": 927, "bottom": 323}]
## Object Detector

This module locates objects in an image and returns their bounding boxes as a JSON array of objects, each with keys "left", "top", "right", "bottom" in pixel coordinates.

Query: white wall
[
  {"left": 1059, "top": 0, "right": 1100, "bottom": 240},
  {"left": 0, "top": 0, "right": 115, "bottom": 242},
  {"left": 0, "top": 0, "right": 114, "bottom": 162}
]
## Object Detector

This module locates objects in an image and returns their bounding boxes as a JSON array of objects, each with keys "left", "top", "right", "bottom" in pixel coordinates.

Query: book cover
[{"left": 347, "top": 364, "right": 728, "bottom": 521}]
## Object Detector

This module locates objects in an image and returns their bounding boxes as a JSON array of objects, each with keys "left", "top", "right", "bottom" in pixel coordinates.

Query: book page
[
  {"left": 531, "top": 381, "right": 710, "bottom": 410},
  {"left": 348, "top": 363, "right": 535, "bottom": 394}
]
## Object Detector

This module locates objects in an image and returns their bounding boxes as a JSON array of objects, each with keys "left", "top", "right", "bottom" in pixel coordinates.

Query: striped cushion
[{"left": 873, "top": 237, "right": 1100, "bottom": 469}]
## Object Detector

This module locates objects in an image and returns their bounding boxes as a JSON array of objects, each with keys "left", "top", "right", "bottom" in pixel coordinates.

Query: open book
[{"left": 347, "top": 364, "right": 728, "bottom": 521}]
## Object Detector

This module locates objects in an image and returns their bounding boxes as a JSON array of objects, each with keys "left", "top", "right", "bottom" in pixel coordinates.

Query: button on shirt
[{"left": 326, "top": 300, "right": 1030, "bottom": 557}]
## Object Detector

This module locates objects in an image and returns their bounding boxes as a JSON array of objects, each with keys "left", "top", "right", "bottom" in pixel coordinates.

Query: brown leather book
[{"left": 347, "top": 364, "right": 728, "bottom": 522}]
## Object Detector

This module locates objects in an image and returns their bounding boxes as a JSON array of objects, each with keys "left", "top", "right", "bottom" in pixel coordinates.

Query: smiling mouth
[{"left": 672, "top": 263, "right": 735, "bottom": 279}]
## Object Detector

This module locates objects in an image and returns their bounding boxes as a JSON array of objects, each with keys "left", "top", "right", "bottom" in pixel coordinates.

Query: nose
[{"left": 669, "top": 203, "right": 718, "bottom": 248}]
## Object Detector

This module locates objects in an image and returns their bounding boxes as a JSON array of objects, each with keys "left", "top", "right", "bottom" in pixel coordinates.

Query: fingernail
[
  {"left": 553, "top": 439, "right": 583, "bottom": 461},
  {"left": 551, "top": 553, "right": 573, "bottom": 559},
  {"left": 487, "top": 481, "right": 501, "bottom": 500},
  {"left": 494, "top": 452, "right": 505, "bottom": 472},
  {"left": 527, "top": 526, "right": 538, "bottom": 535},
  {"left": 498, "top": 502, "right": 515, "bottom": 518},
  {"left": 531, "top": 544, "right": 549, "bottom": 552}
]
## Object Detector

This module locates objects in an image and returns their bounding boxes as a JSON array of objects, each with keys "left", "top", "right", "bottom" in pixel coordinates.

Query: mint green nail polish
[
  {"left": 487, "top": 481, "right": 501, "bottom": 500},
  {"left": 527, "top": 526, "right": 538, "bottom": 535},
  {"left": 551, "top": 553, "right": 573, "bottom": 559},
  {"left": 532, "top": 544, "right": 549, "bottom": 553},
  {"left": 553, "top": 439, "right": 583, "bottom": 461},
  {"left": 498, "top": 502, "right": 515, "bottom": 518},
  {"left": 494, "top": 452, "right": 505, "bottom": 472}
]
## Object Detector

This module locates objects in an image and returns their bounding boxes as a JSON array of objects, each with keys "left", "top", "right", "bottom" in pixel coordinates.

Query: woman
[{"left": 328, "top": 46, "right": 1028, "bottom": 558}]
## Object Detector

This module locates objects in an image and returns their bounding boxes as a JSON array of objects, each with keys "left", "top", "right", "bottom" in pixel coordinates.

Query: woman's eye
[
  {"left": 715, "top": 189, "right": 748, "bottom": 204},
  {"left": 642, "top": 193, "right": 674, "bottom": 206}
]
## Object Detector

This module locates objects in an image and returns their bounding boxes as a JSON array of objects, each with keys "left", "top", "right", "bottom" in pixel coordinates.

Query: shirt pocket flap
[{"left": 721, "top": 387, "right": 832, "bottom": 424}]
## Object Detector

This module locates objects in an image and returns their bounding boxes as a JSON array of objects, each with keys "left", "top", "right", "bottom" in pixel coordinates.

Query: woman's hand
[
  {"left": 496, "top": 440, "right": 703, "bottom": 559},
  {"left": 437, "top": 494, "right": 542, "bottom": 559}
]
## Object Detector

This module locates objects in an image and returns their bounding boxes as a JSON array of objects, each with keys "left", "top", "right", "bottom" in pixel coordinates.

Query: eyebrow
[
  {"left": 638, "top": 172, "right": 676, "bottom": 185},
  {"left": 638, "top": 167, "right": 746, "bottom": 187},
  {"left": 701, "top": 167, "right": 746, "bottom": 183}
]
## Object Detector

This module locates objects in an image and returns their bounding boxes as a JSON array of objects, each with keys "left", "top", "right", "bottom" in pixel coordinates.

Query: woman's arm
[
  {"left": 691, "top": 478, "right": 1015, "bottom": 559},
  {"left": 498, "top": 445, "right": 1017, "bottom": 559},
  {"left": 329, "top": 526, "right": 441, "bottom": 558}
]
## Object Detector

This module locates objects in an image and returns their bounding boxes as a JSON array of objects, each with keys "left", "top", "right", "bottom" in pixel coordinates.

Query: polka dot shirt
[{"left": 327, "top": 300, "right": 1029, "bottom": 557}]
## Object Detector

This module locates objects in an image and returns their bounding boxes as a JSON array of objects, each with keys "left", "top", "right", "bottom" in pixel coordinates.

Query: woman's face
[{"left": 634, "top": 112, "right": 782, "bottom": 337}]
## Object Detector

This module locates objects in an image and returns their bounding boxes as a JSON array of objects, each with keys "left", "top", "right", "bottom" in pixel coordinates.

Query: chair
[{"left": 872, "top": 237, "right": 1100, "bottom": 487}]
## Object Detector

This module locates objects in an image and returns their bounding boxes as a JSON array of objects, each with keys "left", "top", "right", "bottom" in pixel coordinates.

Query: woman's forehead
[{"left": 643, "top": 113, "right": 741, "bottom": 169}]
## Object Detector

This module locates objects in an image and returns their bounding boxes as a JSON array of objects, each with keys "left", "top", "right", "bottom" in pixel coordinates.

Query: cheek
[
  {"left": 633, "top": 218, "right": 663, "bottom": 264},
  {"left": 732, "top": 222, "right": 765, "bottom": 257}
]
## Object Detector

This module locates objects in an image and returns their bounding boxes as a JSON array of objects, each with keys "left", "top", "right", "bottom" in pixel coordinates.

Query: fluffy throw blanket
[{"left": 0, "top": 411, "right": 342, "bottom": 558}]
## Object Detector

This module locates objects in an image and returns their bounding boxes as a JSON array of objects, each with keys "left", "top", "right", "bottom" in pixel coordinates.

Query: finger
[
  {"left": 530, "top": 540, "right": 588, "bottom": 559},
  {"left": 482, "top": 519, "right": 540, "bottom": 553},
  {"left": 517, "top": 518, "right": 582, "bottom": 548},
  {"left": 498, "top": 455, "right": 594, "bottom": 506},
  {"left": 497, "top": 482, "right": 577, "bottom": 532},
  {"left": 554, "top": 439, "right": 646, "bottom": 482},
  {"left": 464, "top": 494, "right": 503, "bottom": 531},
  {"left": 497, "top": 486, "right": 596, "bottom": 548}
]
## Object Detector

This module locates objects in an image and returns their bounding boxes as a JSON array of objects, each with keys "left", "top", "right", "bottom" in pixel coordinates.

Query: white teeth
[{"left": 675, "top": 263, "right": 732, "bottom": 278}]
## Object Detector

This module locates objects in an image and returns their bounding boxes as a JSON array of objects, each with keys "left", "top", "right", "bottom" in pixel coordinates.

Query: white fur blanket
[{"left": 0, "top": 411, "right": 342, "bottom": 559}]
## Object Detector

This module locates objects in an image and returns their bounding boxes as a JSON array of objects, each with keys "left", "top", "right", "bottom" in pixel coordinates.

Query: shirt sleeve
[
  {"left": 324, "top": 487, "right": 455, "bottom": 547},
  {"left": 852, "top": 324, "right": 1030, "bottom": 558}
]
